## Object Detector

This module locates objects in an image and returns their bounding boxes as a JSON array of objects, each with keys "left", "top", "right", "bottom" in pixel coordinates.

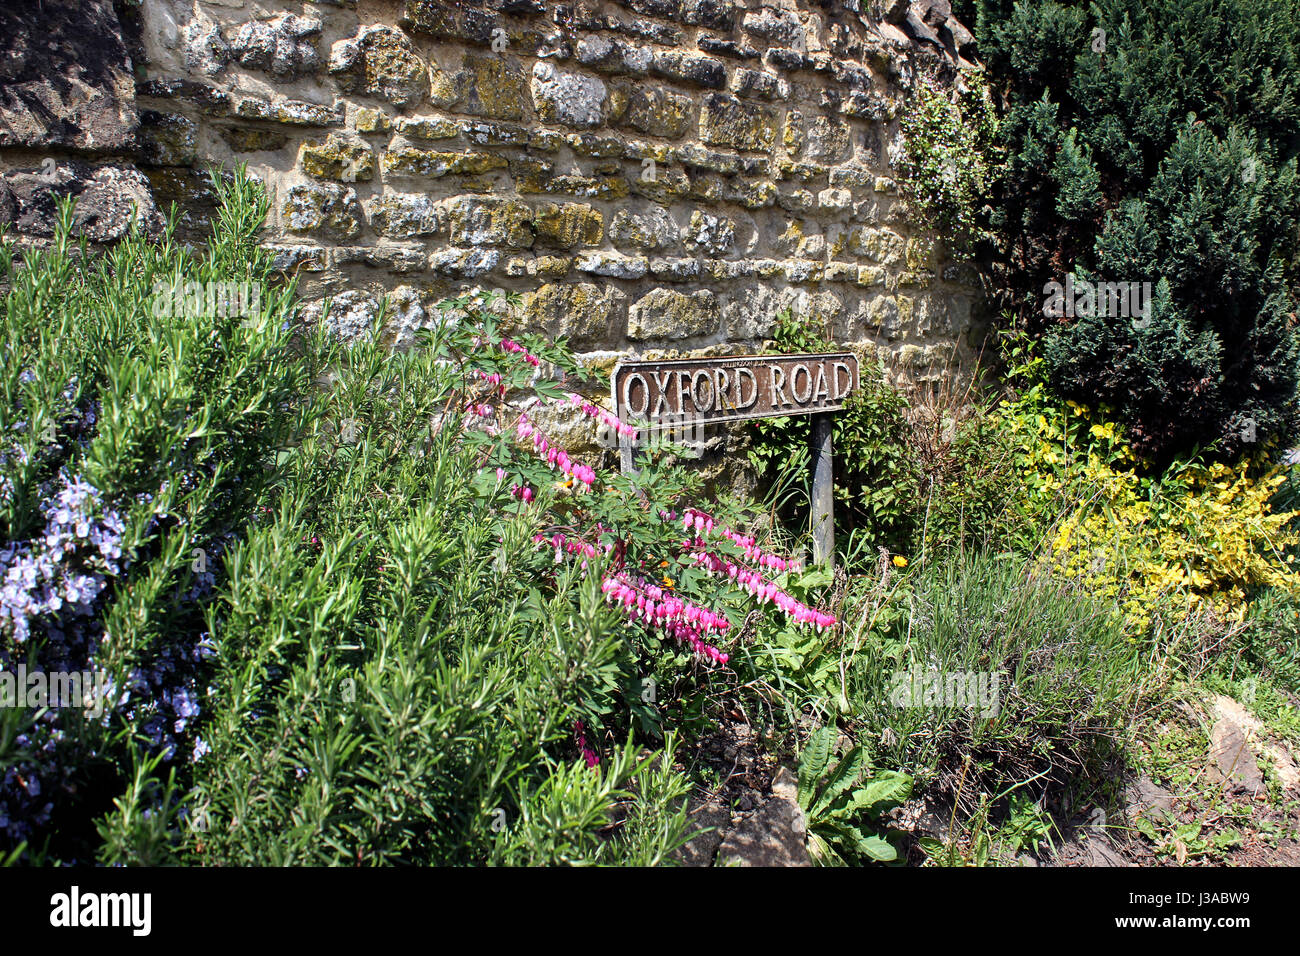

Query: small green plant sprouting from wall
[{"left": 896, "top": 69, "right": 1001, "bottom": 259}]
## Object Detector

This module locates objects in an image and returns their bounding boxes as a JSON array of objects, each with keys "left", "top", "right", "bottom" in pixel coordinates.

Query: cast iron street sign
[{"left": 611, "top": 352, "right": 860, "bottom": 567}]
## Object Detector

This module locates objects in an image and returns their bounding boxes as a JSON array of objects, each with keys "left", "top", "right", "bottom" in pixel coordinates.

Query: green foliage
[
  {"left": 2, "top": 173, "right": 730, "bottom": 865},
  {"left": 1, "top": 169, "right": 321, "bottom": 862},
  {"left": 748, "top": 311, "right": 921, "bottom": 557},
  {"left": 896, "top": 70, "right": 1002, "bottom": 258},
  {"left": 796, "top": 725, "right": 911, "bottom": 865},
  {"left": 1227, "top": 587, "right": 1300, "bottom": 698},
  {"left": 967, "top": 0, "right": 1300, "bottom": 462},
  {"left": 917, "top": 775, "right": 1055, "bottom": 867},
  {"left": 3, "top": 164, "right": 896, "bottom": 865},
  {"left": 842, "top": 549, "right": 1138, "bottom": 806},
  {"left": 181, "top": 308, "right": 701, "bottom": 865}
]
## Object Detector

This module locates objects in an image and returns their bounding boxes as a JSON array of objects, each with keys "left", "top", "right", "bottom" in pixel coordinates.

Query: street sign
[
  {"left": 612, "top": 352, "right": 859, "bottom": 427},
  {"left": 611, "top": 351, "right": 860, "bottom": 567}
]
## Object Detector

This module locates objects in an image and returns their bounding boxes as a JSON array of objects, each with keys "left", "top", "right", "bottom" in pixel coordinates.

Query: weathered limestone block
[
  {"left": 400, "top": 1, "right": 496, "bottom": 46},
  {"left": 609, "top": 207, "right": 678, "bottom": 252},
  {"left": 682, "top": 210, "right": 735, "bottom": 255},
  {"left": 0, "top": 0, "right": 137, "bottom": 151},
  {"left": 651, "top": 51, "right": 727, "bottom": 89},
  {"left": 463, "top": 121, "right": 563, "bottom": 151},
  {"left": 183, "top": 19, "right": 232, "bottom": 78},
  {"left": 830, "top": 165, "right": 875, "bottom": 189},
  {"left": 533, "top": 203, "right": 604, "bottom": 248},
  {"left": 354, "top": 107, "right": 392, "bottom": 133},
  {"left": 265, "top": 244, "right": 327, "bottom": 275},
  {"left": 774, "top": 220, "right": 825, "bottom": 259},
  {"left": 301, "top": 289, "right": 379, "bottom": 341},
  {"left": 723, "top": 180, "right": 776, "bottom": 211},
  {"left": 431, "top": 54, "right": 527, "bottom": 120},
  {"left": 817, "top": 187, "right": 852, "bottom": 210},
  {"left": 862, "top": 293, "right": 913, "bottom": 339},
  {"left": 804, "top": 290, "right": 844, "bottom": 327},
  {"left": 674, "top": 145, "right": 741, "bottom": 175},
  {"left": 782, "top": 259, "right": 823, "bottom": 283},
  {"left": 628, "top": 288, "right": 720, "bottom": 340},
  {"left": 704, "top": 258, "right": 756, "bottom": 280},
  {"left": 611, "top": 0, "right": 682, "bottom": 18},
  {"left": 775, "top": 159, "right": 827, "bottom": 182},
  {"left": 333, "top": 244, "right": 427, "bottom": 275},
  {"left": 741, "top": 9, "right": 803, "bottom": 46},
  {"left": 531, "top": 63, "right": 607, "bottom": 129},
  {"left": 576, "top": 35, "right": 653, "bottom": 75},
  {"left": 806, "top": 116, "right": 851, "bottom": 162},
  {"left": 617, "top": 86, "right": 694, "bottom": 139},
  {"left": 569, "top": 132, "right": 631, "bottom": 159},
  {"left": 783, "top": 109, "right": 805, "bottom": 154},
  {"left": 699, "top": 36, "right": 762, "bottom": 60},
  {"left": 429, "top": 247, "right": 500, "bottom": 278},
  {"left": 329, "top": 26, "right": 429, "bottom": 108},
  {"left": 535, "top": 255, "right": 574, "bottom": 278},
  {"left": 0, "top": 162, "right": 162, "bottom": 241},
  {"left": 778, "top": 187, "right": 815, "bottom": 213},
  {"left": 832, "top": 61, "right": 876, "bottom": 92},
  {"left": 393, "top": 116, "right": 460, "bottom": 140},
  {"left": 366, "top": 193, "right": 442, "bottom": 238},
  {"left": 835, "top": 225, "right": 905, "bottom": 265},
  {"left": 723, "top": 286, "right": 789, "bottom": 340},
  {"left": 916, "top": 293, "right": 971, "bottom": 337},
  {"left": 762, "top": 44, "right": 810, "bottom": 72},
  {"left": 823, "top": 262, "right": 856, "bottom": 283},
  {"left": 381, "top": 285, "right": 431, "bottom": 348},
  {"left": 138, "top": 111, "right": 197, "bottom": 167},
  {"left": 730, "top": 68, "right": 785, "bottom": 100},
  {"left": 524, "top": 282, "right": 625, "bottom": 350},
  {"left": 282, "top": 182, "right": 363, "bottom": 241},
  {"left": 575, "top": 252, "right": 649, "bottom": 279},
  {"left": 234, "top": 95, "right": 343, "bottom": 127},
  {"left": 650, "top": 257, "right": 701, "bottom": 281},
  {"left": 857, "top": 265, "right": 887, "bottom": 287},
  {"left": 299, "top": 133, "right": 375, "bottom": 182},
  {"left": 631, "top": 166, "right": 691, "bottom": 203},
  {"left": 700, "top": 94, "right": 777, "bottom": 151},
  {"left": 440, "top": 196, "right": 534, "bottom": 248},
  {"left": 840, "top": 90, "right": 892, "bottom": 120},
  {"left": 682, "top": 0, "right": 737, "bottom": 31},
  {"left": 520, "top": 169, "right": 631, "bottom": 201},
  {"left": 862, "top": 227, "right": 907, "bottom": 265},
  {"left": 382, "top": 148, "right": 509, "bottom": 179},
  {"left": 230, "top": 15, "right": 322, "bottom": 78}
]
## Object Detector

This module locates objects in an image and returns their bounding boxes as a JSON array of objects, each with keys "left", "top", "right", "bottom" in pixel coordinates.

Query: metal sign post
[{"left": 611, "top": 351, "right": 859, "bottom": 568}]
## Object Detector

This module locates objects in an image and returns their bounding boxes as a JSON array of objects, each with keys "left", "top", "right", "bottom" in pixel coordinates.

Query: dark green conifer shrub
[{"left": 956, "top": 0, "right": 1300, "bottom": 461}]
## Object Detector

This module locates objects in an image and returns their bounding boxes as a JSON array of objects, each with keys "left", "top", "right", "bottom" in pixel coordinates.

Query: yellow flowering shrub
[{"left": 993, "top": 380, "right": 1300, "bottom": 634}]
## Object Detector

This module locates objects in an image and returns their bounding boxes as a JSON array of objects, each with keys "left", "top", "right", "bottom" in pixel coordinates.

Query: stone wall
[{"left": 1, "top": 0, "right": 985, "bottom": 466}]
